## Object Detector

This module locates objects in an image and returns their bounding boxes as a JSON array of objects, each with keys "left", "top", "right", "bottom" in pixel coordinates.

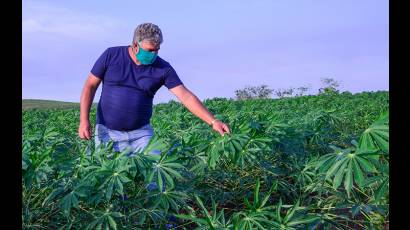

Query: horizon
[{"left": 22, "top": 88, "right": 389, "bottom": 105}]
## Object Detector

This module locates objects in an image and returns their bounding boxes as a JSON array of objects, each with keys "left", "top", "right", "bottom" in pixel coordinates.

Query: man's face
[{"left": 134, "top": 40, "right": 160, "bottom": 54}]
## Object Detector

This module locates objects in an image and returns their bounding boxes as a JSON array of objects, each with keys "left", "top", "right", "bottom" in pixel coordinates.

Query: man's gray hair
[{"left": 132, "top": 23, "right": 163, "bottom": 46}]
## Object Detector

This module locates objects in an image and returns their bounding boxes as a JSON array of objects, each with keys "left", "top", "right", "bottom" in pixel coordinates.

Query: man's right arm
[{"left": 78, "top": 73, "right": 102, "bottom": 140}]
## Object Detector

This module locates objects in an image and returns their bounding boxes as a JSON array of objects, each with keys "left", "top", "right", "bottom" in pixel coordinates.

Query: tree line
[{"left": 234, "top": 77, "right": 342, "bottom": 100}]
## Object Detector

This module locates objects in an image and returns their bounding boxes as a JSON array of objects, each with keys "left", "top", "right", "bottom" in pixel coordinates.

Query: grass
[{"left": 22, "top": 99, "right": 97, "bottom": 110}]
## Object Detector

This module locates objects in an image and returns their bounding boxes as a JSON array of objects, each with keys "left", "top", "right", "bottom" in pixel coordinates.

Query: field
[
  {"left": 22, "top": 99, "right": 98, "bottom": 111},
  {"left": 22, "top": 91, "right": 389, "bottom": 229}
]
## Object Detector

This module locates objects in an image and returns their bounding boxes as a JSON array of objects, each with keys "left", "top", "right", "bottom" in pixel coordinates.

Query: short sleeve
[
  {"left": 90, "top": 48, "right": 110, "bottom": 80},
  {"left": 163, "top": 66, "right": 183, "bottom": 89}
]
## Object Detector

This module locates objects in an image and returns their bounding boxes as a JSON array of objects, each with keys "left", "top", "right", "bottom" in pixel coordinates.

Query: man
[{"left": 78, "top": 22, "right": 231, "bottom": 156}]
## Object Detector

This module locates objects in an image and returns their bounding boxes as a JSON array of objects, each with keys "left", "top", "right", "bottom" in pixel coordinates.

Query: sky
[{"left": 22, "top": 0, "right": 389, "bottom": 104}]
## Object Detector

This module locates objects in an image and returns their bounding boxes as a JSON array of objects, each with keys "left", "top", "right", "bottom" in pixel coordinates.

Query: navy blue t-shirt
[{"left": 90, "top": 46, "right": 183, "bottom": 131}]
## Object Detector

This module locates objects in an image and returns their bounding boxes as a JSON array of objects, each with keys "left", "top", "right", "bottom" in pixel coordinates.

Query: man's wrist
[
  {"left": 209, "top": 118, "right": 217, "bottom": 126},
  {"left": 80, "top": 118, "right": 90, "bottom": 124}
]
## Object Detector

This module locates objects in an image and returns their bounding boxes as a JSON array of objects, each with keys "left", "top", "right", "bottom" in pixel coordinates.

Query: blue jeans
[
  {"left": 94, "top": 123, "right": 164, "bottom": 191},
  {"left": 94, "top": 123, "right": 160, "bottom": 156}
]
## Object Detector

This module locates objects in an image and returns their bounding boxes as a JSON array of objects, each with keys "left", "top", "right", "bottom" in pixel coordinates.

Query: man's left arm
[{"left": 169, "top": 85, "right": 231, "bottom": 136}]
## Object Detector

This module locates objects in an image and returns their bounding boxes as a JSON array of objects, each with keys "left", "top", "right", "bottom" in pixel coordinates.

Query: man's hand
[
  {"left": 78, "top": 120, "right": 92, "bottom": 140},
  {"left": 212, "top": 120, "right": 231, "bottom": 136}
]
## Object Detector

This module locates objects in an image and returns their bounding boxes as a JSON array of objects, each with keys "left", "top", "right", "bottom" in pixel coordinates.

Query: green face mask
[{"left": 136, "top": 42, "right": 158, "bottom": 65}]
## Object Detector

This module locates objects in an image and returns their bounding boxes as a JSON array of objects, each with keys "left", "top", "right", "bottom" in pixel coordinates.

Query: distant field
[{"left": 22, "top": 99, "right": 97, "bottom": 110}]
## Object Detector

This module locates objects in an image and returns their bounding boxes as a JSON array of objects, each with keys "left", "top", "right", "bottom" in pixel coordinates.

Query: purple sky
[{"left": 22, "top": 0, "right": 389, "bottom": 104}]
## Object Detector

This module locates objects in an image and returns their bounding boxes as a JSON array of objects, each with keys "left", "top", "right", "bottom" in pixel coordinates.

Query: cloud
[{"left": 22, "top": 1, "right": 123, "bottom": 40}]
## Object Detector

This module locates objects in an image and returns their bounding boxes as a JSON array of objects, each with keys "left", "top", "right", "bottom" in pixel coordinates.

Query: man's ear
[{"left": 131, "top": 42, "right": 138, "bottom": 53}]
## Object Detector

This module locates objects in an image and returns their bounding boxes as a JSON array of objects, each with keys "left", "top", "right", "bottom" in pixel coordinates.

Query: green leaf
[
  {"left": 42, "top": 187, "right": 64, "bottom": 206},
  {"left": 325, "top": 157, "right": 348, "bottom": 180},
  {"left": 344, "top": 163, "right": 353, "bottom": 195},
  {"left": 359, "top": 133, "right": 376, "bottom": 150},
  {"left": 352, "top": 159, "right": 365, "bottom": 187},
  {"left": 244, "top": 197, "right": 252, "bottom": 209},
  {"left": 316, "top": 154, "right": 335, "bottom": 170},
  {"left": 162, "top": 162, "right": 184, "bottom": 168},
  {"left": 71, "top": 192, "right": 79, "bottom": 208},
  {"left": 259, "top": 193, "right": 271, "bottom": 210},
  {"left": 86, "top": 219, "right": 100, "bottom": 230},
  {"left": 371, "top": 132, "right": 389, "bottom": 153},
  {"left": 287, "top": 215, "right": 319, "bottom": 226},
  {"left": 375, "top": 178, "right": 388, "bottom": 201},
  {"left": 162, "top": 167, "right": 183, "bottom": 180},
  {"left": 254, "top": 179, "right": 260, "bottom": 207},
  {"left": 106, "top": 180, "right": 114, "bottom": 200},
  {"left": 355, "top": 148, "right": 379, "bottom": 157},
  {"left": 283, "top": 200, "right": 299, "bottom": 224},
  {"left": 110, "top": 212, "right": 123, "bottom": 218},
  {"left": 195, "top": 195, "right": 214, "bottom": 229},
  {"left": 228, "top": 142, "right": 236, "bottom": 154},
  {"left": 195, "top": 196, "right": 208, "bottom": 215},
  {"left": 158, "top": 171, "right": 164, "bottom": 192},
  {"left": 359, "top": 114, "right": 389, "bottom": 154},
  {"left": 61, "top": 193, "right": 72, "bottom": 214},
  {"left": 163, "top": 169, "right": 175, "bottom": 189},
  {"left": 112, "top": 178, "right": 122, "bottom": 196},
  {"left": 232, "top": 140, "right": 242, "bottom": 152},
  {"left": 251, "top": 219, "right": 267, "bottom": 229},
  {"left": 332, "top": 159, "right": 348, "bottom": 189},
  {"left": 175, "top": 214, "right": 208, "bottom": 225},
  {"left": 275, "top": 199, "right": 282, "bottom": 223},
  {"left": 107, "top": 216, "right": 117, "bottom": 230},
  {"left": 118, "top": 174, "right": 131, "bottom": 183},
  {"left": 146, "top": 169, "right": 155, "bottom": 183},
  {"left": 356, "top": 156, "right": 376, "bottom": 173},
  {"left": 211, "top": 198, "right": 217, "bottom": 220},
  {"left": 168, "top": 195, "right": 180, "bottom": 211},
  {"left": 161, "top": 196, "right": 169, "bottom": 211}
]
